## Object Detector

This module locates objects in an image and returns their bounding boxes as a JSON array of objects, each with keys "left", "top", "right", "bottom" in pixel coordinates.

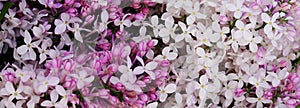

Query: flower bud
[
  {"left": 148, "top": 93, "right": 158, "bottom": 101},
  {"left": 5, "top": 72, "right": 15, "bottom": 82},
  {"left": 114, "top": 82, "right": 125, "bottom": 91},
  {"left": 64, "top": 60, "right": 74, "bottom": 72},
  {"left": 67, "top": 8, "right": 78, "bottom": 17},
  {"left": 98, "top": 89, "right": 110, "bottom": 99},
  {"left": 134, "top": 13, "right": 145, "bottom": 20},
  {"left": 126, "top": 90, "right": 137, "bottom": 98},
  {"left": 234, "top": 88, "right": 245, "bottom": 97},
  {"left": 160, "top": 60, "right": 170, "bottom": 67},
  {"left": 64, "top": 78, "right": 77, "bottom": 89},
  {"left": 65, "top": 0, "right": 75, "bottom": 5},
  {"left": 139, "top": 94, "right": 149, "bottom": 102}
]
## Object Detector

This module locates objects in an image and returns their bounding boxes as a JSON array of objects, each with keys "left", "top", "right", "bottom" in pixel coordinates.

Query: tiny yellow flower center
[
  {"left": 192, "top": 12, "right": 196, "bottom": 15},
  {"left": 27, "top": 44, "right": 31, "bottom": 48},
  {"left": 162, "top": 89, "right": 166, "bottom": 93},
  {"left": 226, "top": 86, "right": 230, "bottom": 89},
  {"left": 258, "top": 97, "right": 262, "bottom": 101},
  {"left": 45, "top": 81, "right": 49, "bottom": 85},
  {"left": 184, "top": 31, "right": 188, "bottom": 35},
  {"left": 200, "top": 84, "right": 205, "bottom": 88},
  {"left": 13, "top": 92, "right": 18, "bottom": 96},
  {"left": 163, "top": 56, "right": 167, "bottom": 59},
  {"left": 268, "top": 22, "right": 273, "bottom": 25}
]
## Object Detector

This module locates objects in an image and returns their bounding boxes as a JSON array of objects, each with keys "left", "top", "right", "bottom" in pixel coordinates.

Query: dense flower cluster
[{"left": 0, "top": 0, "right": 300, "bottom": 108}]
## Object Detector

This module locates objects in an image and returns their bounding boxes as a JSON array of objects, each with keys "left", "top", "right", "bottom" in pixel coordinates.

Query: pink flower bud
[
  {"left": 76, "top": 54, "right": 88, "bottom": 64},
  {"left": 132, "top": 3, "right": 141, "bottom": 9},
  {"left": 138, "top": 42, "right": 147, "bottom": 51},
  {"left": 147, "top": 40, "right": 155, "bottom": 48},
  {"left": 234, "top": 88, "right": 245, "bottom": 97},
  {"left": 136, "top": 80, "right": 146, "bottom": 87},
  {"left": 218, "top": 14, "right": 230, "bottom": 25},
  {"left": 286, "top": 99, "right": 297, "bottom": 107},
  {"left": 141, "top": 8, "right": 149, "bottom": 15},
  {"left": 64, "top": 78, "right": 77, "bottom": 89},
  {"left": 281, "top": 3, "right": 290, "bottom": 11},
  {"left": 133, "top": 100, "right": 145, "bottom": 108},
  {"left": 64, "top": 60, "right": 74, "bottom": 72},
  {"left": 109, "top": 5, "right": 118, "bottom": 12},
  {"left": 126, "top": 90, "right": 137, "bottom": 98},
  {"left": 142, "top": 76, "right": 151, "bottom": 83},
  {"left": 67, "top": 8, "right": 78, "bottom": 17},
  {"left": 286, "top": 83, "right": 294, "bottom": 91},
  {"left": 148, "top": 93, "right": 158, "bottom": 101},
  {"left": 52, "top": 58, "right": 62, "bottom": 68},
  {"left": 45, "top": 61, "right": 52, "bottom": 69},
  {"left": 155, "top": 79, "right": 163, "bottom": 86},
  {"left": 68, "top": 94, "right": 79, "bottom": 104},
  {"left": 139, "top": 94, "right": 149, "bottom": 102},
  {"left": 81, "top": 87, "right": 90, "bottom": 95},
  {"left": 5, "top": 72, "right": 15, "bottom": 82},
  {"left": 107, "top": 64, "right": 118, "bottom": 73},
  {"left": 84, "top": 15, "right": 95, "bottom": 24},
  {"left": 143, "top": 0, "right": 155, "bottom": 6},
  {"left": 116, "top": 30, "right": 124, "bottom": 39},
  {"left": 278, "top": 60, "right": 287, "bottom": 67},
  {"left": 114, "top": 82, "right": 125, "bottom": 91},
  {"left": 109, "top": 12, "right": 119, "bottom": 20},
  {"left": 134, "top": 13, "right": 145, "bottom": 20},
  {"left": 132, "top": 0, "right": 141, "bottom": 3},
  {"left": 295, "top": 89, "right": 300, "bottom": 98},
  {"left": 160, "top": 60, "right": 170, "bottom": 67},
  {"left": 109, "top": 96, "right": 120, "bottom": 104},
  {"left": 65, "top": 0, "right": 75, "bottom": 5},
  {"left": 263, "top": 90, "right": 273, "bottom": 100},
  {"left": 98, "top": 89, "right": 110, "bottom": 99}
]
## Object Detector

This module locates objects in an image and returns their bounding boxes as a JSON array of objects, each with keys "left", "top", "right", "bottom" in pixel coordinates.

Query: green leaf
[{"left": 0, "top": 2, "right": 14, "bottom": 22}]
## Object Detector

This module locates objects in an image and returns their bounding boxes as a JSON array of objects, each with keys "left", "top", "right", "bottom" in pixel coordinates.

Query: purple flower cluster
[{"left": 0, "top": 0, "right": 300, "bottom": 108}]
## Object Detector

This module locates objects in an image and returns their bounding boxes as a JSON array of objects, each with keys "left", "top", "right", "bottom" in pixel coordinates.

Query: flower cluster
[{"left": 0, "top": 0, "right": 300, "bottom": 108}]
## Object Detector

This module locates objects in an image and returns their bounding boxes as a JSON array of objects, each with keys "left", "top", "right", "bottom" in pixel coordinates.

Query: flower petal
[
  {"left": 55, "top": 24, "right": 66, "bottom": 34},
  {"left": 17, "top": 45, "right": 29, "bottom": 55},
  {"left": 24, "top": 30, "right": 32, "bottom": 44},
  {"left": 165, "top": 83, "right": 176, "bottom": 93}
]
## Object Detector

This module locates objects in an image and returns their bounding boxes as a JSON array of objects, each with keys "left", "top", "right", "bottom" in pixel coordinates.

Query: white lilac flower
[
  {"left": 71, "top": 70, "right": 94, "bottom": 89},
  {"left": 185, "top": 2, "right": 206, "bottom": 25},
  {"left": 198, "top": 75, "right": 216, "bottom": 99},
  {"left": 226, "top": 0, "right": 249, "bottom": 19},
  {"left": 114, "top": 14, "right": 132, "bottom": 32},
  {"left": 159, "top": 83, "right": 177, "bottom": 102},
  {"left": 234, "top": 20, "right": 253, "bottom": 40},
  {"left": 16, "top": 30, "right": 37, "bottom": 60},
  {"left": 155, "top": 46, "right": 178, "bottom": 61},
  {"left": 175, "top": 21, "right": 194, "bottom": 42},
  {"left": 1, "top": 82, "right": 26, "bottom": 101},
  {"left": 99, "top": 10, "right": 110, "bottom": 33},
  {"left": 41, "top": 90, "right": 64, "bottom": 108},
  {"left": 159, "top": 19, "right": 177, "bottom": 43},
  {"left": 261, "top": 12, "right": 281, "bottom": 34},
  {"left": 133, "top": 56, "right": 158, "bottom": 79},
  {"left": 38, "top": 76, "right": 60, "bottom": 93},
  {"left": 246, "top": 88, "right": 272, "bottom": 108},
  {"left": 212, "top": 21, "right": 229, "bottom": 42},
  {"left": 265, "top": 68, "right": 288, "bottom": 87},
  {"left": 54, "top": 13, "right": 82, "bottom": 34}
]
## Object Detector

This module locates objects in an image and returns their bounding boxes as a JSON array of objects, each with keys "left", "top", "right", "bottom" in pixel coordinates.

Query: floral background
[{"left": 0, "top": 0, "right": 300, "bottom": 108}]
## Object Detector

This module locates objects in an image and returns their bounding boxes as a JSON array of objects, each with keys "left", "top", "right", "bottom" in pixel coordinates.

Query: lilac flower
[{"left": 16, "top": 30, "right": 36, "bottom": 60}]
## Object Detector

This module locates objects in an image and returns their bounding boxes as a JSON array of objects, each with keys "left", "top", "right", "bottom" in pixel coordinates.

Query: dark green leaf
[{"left": 0, "top": 2, "right": 14, "bottom": 22}]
